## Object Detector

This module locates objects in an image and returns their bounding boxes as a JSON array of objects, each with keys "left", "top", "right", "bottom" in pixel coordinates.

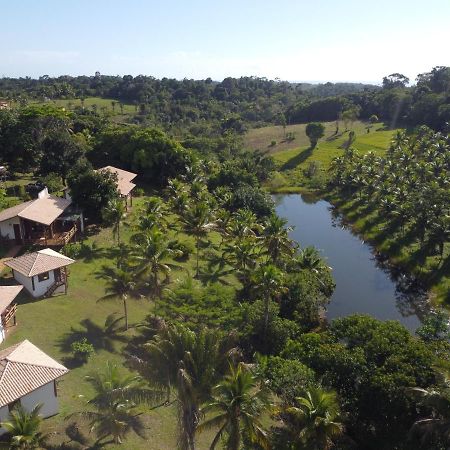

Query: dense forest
[{"left": 1, "top": 66, "right": 449, "bottom": 133}]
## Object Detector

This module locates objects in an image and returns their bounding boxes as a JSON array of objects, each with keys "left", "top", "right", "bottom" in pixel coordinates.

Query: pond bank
[{"left": 274, "top": 193, "right": 432, "bottom": 330}]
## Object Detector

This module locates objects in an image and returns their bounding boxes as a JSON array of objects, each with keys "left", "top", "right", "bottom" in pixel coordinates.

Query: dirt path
[{"left": 0, "top": 245, "right": 22, "bottom": 273}]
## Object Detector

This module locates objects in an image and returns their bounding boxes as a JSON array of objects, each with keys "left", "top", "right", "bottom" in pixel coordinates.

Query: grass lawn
[
  {"left": 30, "top": 97, "right": 137, "bottom": 121},
  {"left": 0, "top": 197, "right": 225, "bottom": 450},
  {"left": 244, "top": 121, "right": 399, "bottom": 192}
]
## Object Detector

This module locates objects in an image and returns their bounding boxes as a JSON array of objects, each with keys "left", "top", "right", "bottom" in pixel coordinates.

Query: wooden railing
[
  {"left": 2, "top": 303, "right": 17, "bottom": 327},
  {"left": 62, "top": 225, "right": 77, "bottom": 245}
]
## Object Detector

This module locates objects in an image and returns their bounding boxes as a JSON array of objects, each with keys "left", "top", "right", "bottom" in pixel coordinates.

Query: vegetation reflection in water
[{"left": 274, "top": 193, "right": 429, "bottom": 330}]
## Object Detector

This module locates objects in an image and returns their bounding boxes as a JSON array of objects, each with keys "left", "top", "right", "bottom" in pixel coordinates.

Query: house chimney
[{"left": 38, "top": 187, "right": 49, "bottom": 199}]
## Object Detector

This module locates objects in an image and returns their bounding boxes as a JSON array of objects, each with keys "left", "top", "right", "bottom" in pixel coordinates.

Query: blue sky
[{"left": 2, "top": 0, "right": 449, "bottom": 83}]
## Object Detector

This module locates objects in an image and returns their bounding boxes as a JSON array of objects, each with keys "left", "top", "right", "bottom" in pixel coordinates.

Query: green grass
[
  {"left": 0, "top": 197, "right": 225, "bottom": 449},
  {"left": 244, "top": 121, "right": 399, "bottom": 191},
  {"left": 31, "top": 96, "right": 137, "bottom": 119}
]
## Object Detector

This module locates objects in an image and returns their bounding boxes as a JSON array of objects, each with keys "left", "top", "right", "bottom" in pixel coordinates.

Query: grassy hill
[
  {"left": 30, "top": 96, "right": 136, "bottom": 119},
  {"left": 244, "top": 121, "right": 399, "bottom": 192}
]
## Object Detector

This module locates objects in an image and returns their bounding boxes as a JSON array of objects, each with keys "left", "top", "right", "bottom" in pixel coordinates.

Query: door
[
  {"left": 54, "top": 268, "right": 61, "bottom": 282},
  {"left": 13, "top": 224, "right": 21, "bottom": 244}
]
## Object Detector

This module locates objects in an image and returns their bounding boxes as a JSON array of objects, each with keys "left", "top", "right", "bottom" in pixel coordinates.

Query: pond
[{"left": 274, "top": 194, "right": 429, "bottom": 331}]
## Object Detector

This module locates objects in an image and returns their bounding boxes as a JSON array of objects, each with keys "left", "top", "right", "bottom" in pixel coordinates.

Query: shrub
[
  {"left": 133, "top": 187, "right": 145, "bottom": 197},
  {"left": 285, "top": 131, "right": 296, "bottom": 141},
  {"left": 70, "top": 338, "right": 94, "bottom": 363},
  {"left": 170, "top": 241, "right": 194, "bottom": 262},
  {"left": 270, "top": 140, "right": 277, "bottom": 147},
  {"left": 62, "top": 242, "right": 83, "bottom": 258}
]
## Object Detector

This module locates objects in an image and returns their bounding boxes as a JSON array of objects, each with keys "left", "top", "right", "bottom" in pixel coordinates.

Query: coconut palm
[
  {"left": 0, "top": 404, "right": 48, "bottom": 449},
  {"left": 77, "top": 362, "right": 163, "bottom": 445},
  {"left": 281, "top": 387, "right": 344, "bottom": 450},
  {"left": 251, "top": 264, "right": 286, "bottom": 341},
  {"left": 130, "top": 227, "right": 182, "bottom": 298},
  {"left": 262, "top": 214, "right": 294, "bottom": 264},
  {"left": 198, "top": 362, "right": 272, "bottom": 450},
  {"left": 132, "top": 323, "right": 237, "bottom": 450},
  {"left": 98, "top": 266, "right": 136, "bottom": 330},
  {"left": 180, "top": 202, "right": 216, "bottom": 278},
  {"left": 102, "top": 198, "right": 126, "bottom": 245}
]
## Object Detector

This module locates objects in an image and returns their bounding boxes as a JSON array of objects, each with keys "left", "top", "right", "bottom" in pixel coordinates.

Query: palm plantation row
[{"left": 329, "top": 127, "right": 449, "bottom": 300}]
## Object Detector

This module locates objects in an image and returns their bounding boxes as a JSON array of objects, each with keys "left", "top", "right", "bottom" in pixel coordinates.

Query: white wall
[
  {"left": 13, "top": 269, "right": 56, "bottom": 298},
  {"left": 20, "top": 381, "right": 59, "bottom": 418},
  {"left": 0, "top": 405, "right": 9, "bottom": 435},
  {"left": 0, "top": 322, "right": 5, "bottom": 344},
  {"left": 0, "top": 217, "right": 21, "bottom": 240},
  {"left": 0, "top": 382, "right": 59, "bottom": 435}
]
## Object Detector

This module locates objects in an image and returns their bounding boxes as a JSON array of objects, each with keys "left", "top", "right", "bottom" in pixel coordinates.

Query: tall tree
[
  {"left": 132, "top": 323, "right": 237, "bottom": 450},
  {"left": 99, "top": 267, "right": 136, "bottom": 330},
  {"left": 102, "top": 198, "right": 126, "bottom": 245},
  {"left": 198, "top": 362, "right": 272, "bottom": 450},
  {"left": 180, "top": 202, "right": 216, "bottom": 278},
  {"left": 280, "top": 387, "right": 344, "bottom": 450}
]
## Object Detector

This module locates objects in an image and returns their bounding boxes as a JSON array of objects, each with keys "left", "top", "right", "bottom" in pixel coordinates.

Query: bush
[
  {"left": 170, "top": 241, "right": 194, "bottom": 262},
  {"left": 285, "top": 131, "right": 296, "bottom": 142},
  {"left": 62, "top": 242, "right": 83, "bottom": 259},
  {"left": 270, "top": 140, "right": 277, "bottom": 147},
  {"left": 133, "top": 187, "right": 145, "bottom": 197},
  {"left": 71, "top": 338, "right": 94, "bottom": 363}
]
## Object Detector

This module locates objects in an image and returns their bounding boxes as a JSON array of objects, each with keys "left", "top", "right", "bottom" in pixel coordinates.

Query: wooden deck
[{"left": 24, "top": 225, "right": 77, "bottom": 247}]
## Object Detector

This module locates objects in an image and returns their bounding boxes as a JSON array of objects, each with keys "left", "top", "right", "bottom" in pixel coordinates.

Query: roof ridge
[
  {"left": 27, "top": 252, "right": 40, "bottom": 278},
  {"left": 0, "top": 360, "right": 10, "bottom": 384}
]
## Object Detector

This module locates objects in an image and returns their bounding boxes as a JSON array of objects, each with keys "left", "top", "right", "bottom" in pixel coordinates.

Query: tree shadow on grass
[
  {"left": 45, "top": 422, "right": 110, "bottom": 449},
  {"left": 280, "top": 146, "right": 314, "bottom": 170},
  {"left": 57, "top": 313, "right": 128, "bottom": 368}
]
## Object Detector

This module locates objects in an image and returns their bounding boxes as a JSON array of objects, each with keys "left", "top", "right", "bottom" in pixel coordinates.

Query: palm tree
[
  {"left": 281, "top": 387, "right": 344, "bottom": 450},
  {"left": 102, "top": 198, "right": 126, "bottom": 245},
  {"left": 251, "top": 264, "right": 286, "bottom": 341},
  {"left": 262, "top": 214, "right": 294, "bottom": 264},
  {"left": 130, "top": 227, "right": 181, "bottom": 298},
  {"left": 180, "top": 202, "right": 216, "bottom": 278},
  {"left": 198, "top": 362, "right": 272, "bottom": 450},
  {"left": 99, "top": 266, "right": 136, "bottom": 330},
  {"left": 77, "top": 362, "right": 163, "bottom": 445},
  {"left": 0, "top": 404, "right": 48, "bottom": 449},
  {"left": 132, "top": 323, "right": 237, "bottom": 450}
]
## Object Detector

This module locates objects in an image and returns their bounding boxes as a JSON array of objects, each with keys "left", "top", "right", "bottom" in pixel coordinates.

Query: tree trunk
[
  {"left": 195, "top": 237, "right": 200, "bottom": 278},
  {"left": 123, "top": 297, "right": 128, "bottom": 330}
]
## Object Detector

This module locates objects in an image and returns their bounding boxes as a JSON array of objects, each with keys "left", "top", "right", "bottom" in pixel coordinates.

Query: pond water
[{"left": 274, "top": 194, "right": 429, "bottom": 331}]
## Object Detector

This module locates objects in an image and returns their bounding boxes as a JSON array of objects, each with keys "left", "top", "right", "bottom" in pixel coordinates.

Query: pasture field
[
  {"left": 244, "top": 121, "right": 399, "bottom": 191},
  {"left": 31, "top": 96, "right": 136, "bottom": 117}
]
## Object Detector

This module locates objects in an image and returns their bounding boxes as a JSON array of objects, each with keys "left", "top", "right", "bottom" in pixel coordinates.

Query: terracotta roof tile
[
  {"left": 0, "top": 286, "right": 23, "bottom": 313},
  {"left": 4, "top": 248, "right": 75, "bottom": 277},
  {"left": 0, "top": 196, "right": 71, "bottom": 226},
  {"left": 97, "top": 166, "right": 137, "bottom": 196},
  {"left": 0, "top": 340, "right": 68, "bottom": 407}
]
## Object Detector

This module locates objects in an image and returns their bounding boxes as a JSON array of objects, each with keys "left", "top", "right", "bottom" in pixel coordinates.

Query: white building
[
  {"left": 4, "top": 249, "right": 75, "bottom": 298},
  {"left": 0, "top": 286, "right": 22, "bottom": 343},
  {"left": 0, "top": 340, "right": 68, "bottom": 434},
  {"left": 0, "top": 188, "right": 82, "bottom": 246}
]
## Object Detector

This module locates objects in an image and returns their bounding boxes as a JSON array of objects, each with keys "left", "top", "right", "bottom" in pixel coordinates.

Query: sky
[{"left": 1, "top": 0, "right": 449, "bottom": 84}]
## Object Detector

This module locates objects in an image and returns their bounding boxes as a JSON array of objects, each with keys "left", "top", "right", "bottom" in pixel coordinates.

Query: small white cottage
[
  {"left": 0, "top": 340, "right": 68, "bottom": 433},
  {"left": 0, "top": 286, "right": 22, "bottom": 344},
  {"left": 4, "top": 249, "right": 75, "bottom": 298}
]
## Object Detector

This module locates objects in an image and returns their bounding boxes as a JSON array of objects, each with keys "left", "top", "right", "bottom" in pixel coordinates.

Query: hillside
[{"left": 245, "top": 121, "right": 398, "bottom": 191}]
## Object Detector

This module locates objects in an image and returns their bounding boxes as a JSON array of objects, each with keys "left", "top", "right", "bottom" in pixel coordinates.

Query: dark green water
[{"left": 274, "top": 194, "right": 428, "bottom": 330}]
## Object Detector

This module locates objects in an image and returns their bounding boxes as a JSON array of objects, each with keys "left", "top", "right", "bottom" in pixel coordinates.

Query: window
[{"left": 38, "top": 272, "right": 50, "bottom": 282}]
